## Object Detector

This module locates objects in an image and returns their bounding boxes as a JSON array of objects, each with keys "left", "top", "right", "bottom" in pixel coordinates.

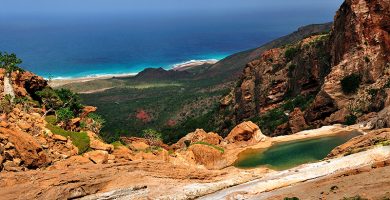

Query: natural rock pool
[{"left": 234, "top": 131, "right": 361, "bottom": 170}]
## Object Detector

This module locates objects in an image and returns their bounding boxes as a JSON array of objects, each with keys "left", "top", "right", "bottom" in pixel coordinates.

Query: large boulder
[
  {"left": 112, "top": 146, "right": 134, "bottom": 161},
  {"left": 87, "top": 131, "right": 114, "bottom": 152},
  {"left": 225, "top": 121, "right": 267, "bottom": 143},
  {"left": 83, "top": 150, "right": 108, "bottom": 164},
  {"left": 0, "top": 127, "right": 50, "bottom": 169},
  {"left": 188, "top": 144, "right": 224, "bottom": 169},
  {"left": 173, "top": 129, "right": 223, "bottom": 150}
]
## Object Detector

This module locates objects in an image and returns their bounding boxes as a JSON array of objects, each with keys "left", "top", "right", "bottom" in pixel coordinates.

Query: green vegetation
[
  {"left": 0, "top": 94, "right": 13, "bottom": 114},
  {"left": 341, "top": 73, "right": 361, "bottom": 94},
  {"left": 46, "top": 123, "right": 90, "bottom": 154},
  {"left": 282, "top": 95, "right": 315, "bottom": 111},
  {"left": 111, "top": 141, "right": 125, "bottom": 149},
  {"left": 343, "top": 195, "right": 368, "bottom": 200},
  {"left": 251, "top": 95, "right": 314, "bottom": 135},
  {"left": 344, "top": 114, "right": 357, "bottom": 125},
  {"left": 56, "top": 108, "right": 74, "bottom": 123},
  {"left": 284, "top": 46, "right": 299, "bottom": 61},
  {"left": 0, "top": 52, "right": 24, "bottom": 73},
  {"left": 284, "top": 197, "right": 300, "bottom": 200},
  {"left": 192, "top": 141, "right": 224, "bottom": 153},
  {"left": 78, "top": 77, "right": 228, "bottom": 144},
  {"left": 255, "top": 108, "right": 288, "bottom": 134}
]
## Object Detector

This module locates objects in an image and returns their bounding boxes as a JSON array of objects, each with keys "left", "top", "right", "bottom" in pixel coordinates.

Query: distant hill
[{"left": 197, "top": 23, "right": 332, "bottom": 80}]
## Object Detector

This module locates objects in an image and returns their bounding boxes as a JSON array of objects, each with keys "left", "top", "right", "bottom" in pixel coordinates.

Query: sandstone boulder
[
  {"left": 0, "top": 128, "right": 50, "bottom": 169},
  {"left": 173, "top": 129, "right": 223, "bottom": 150},
  {"left": 225, "top": 121, "right": 267, "bottom": 143},
  {"left": 112, "top": 146, "right": 134, "bottom": 161},
  {"left": 188, "top": 144, "right": 224, "bottom": 169},
  {"left": 84, "top": 150, "right": 109, "bottom": 164},
  {"left": 87, "top": 131, "right": 114, "bottom": 152}
]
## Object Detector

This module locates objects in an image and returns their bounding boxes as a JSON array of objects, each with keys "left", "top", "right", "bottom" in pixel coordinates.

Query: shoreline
[{"left": 48, "top": 58, "right": 221, "bottom": 88}]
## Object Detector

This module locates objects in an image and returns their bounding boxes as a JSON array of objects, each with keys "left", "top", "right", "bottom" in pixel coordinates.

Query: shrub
[
  {"left": 285, "top": 46, "right": 299, "bottom": 61},
  {"left": 341, "top": 73, "right": 361, "bottom": 94},
  {"left": 56, "top": 107, "right": 74, "bottom": 123},
  {"left": 111, "top": 141, "right": 124, "bottom": 149},
  {"left": 344, "top": 114, "right": 357, "bottom": 125},
  {"left": 55, "top": 88, "right": 83, "bottom": 114},
  {"left": 45, "top": 115, "right": 57, "bottom": 125},
  {"left": 342, "top": 195, "right": 368, "bottom": 200},
  {"left": 284, "top": 197, "right": 300, "bottom": 200},
  {"left": 46, "top": 123, "right": 90, "bottom": 154},
  {"left": 36, "top": 87, "right": 62, "bottom": 111},
  {"left": 257, "top": 108, "right": 288, "bottom": 134},
  {"left": 0, "top": 94, "right": 13, "bottom": 114},
  {"left": 88, "top": 113, "right": 105, "bottom": 125},
  {"left": 282, "top": 95, "right": 314, "bottom": 111}
]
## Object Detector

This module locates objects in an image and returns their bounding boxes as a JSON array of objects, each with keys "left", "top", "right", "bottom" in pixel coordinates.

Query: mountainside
[
  {"left": 216, "top": 0, "right": 390, "bottom": 136},
  {"left": 58, "top": 23, "right": 333, "bottom": 142},
  {"left": 198, "top": 23, "right": 333, "bottom": 80}
]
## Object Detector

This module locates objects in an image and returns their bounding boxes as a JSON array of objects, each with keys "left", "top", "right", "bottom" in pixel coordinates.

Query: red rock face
[
  {"left": 4, "top": 70, "right": 48, "bottom": 99},
  {"left": 218, "top": 0, "right": 390, "bottom": 136}
]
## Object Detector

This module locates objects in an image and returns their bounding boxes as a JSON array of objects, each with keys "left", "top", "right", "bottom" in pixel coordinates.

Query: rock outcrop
[
  {"left": 0, "top": 69, "right": 47, "bottom": 100},
  {"left": 173, "top": 129, "right": 223, "bottom": 150},
  {"left": 225, "top": 121, "right": 267, "bottom": 143},
  {"left": 328, "top": 128, "right": 390, "bottom": 158},
  {"left": 217, "top": 0, "right": 390, "bottom": 136}
]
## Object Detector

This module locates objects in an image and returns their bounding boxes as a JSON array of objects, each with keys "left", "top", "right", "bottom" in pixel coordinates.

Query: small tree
[
  {"left": 36, "top": 87, "right": 63, "bottom": 116},
  {"left": 0, "top": 52, "right": 23, "bottom": 74},
  {"left": 142, "top": 129, "right": 162, "bottom": 146},
  {"left": 55, "top": 88, "right": 83, "bottom": 114}
]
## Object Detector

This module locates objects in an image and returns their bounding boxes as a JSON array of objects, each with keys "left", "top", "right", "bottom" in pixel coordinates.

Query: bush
[
  {"left": 344, "top": 114, "right": 357, "bottom": 125},
  {"left": 0, "top": 94, "right": 13, "bottom": 114},
  {"left": 142, "top": 129, "right": 163, "bottom": 146},
  {"left": 285, "top": 46, "right": 299, "bottom": 61},
  {"left": 54, "top": 88, "right": 83, "bottom": 114},
  {"left": 46, "top": 123, "right": 90, "bottom": 154},
  {"left": 88, "top": 113, "right": 105, "bottom": 126},
  {"left": 56, "top": 107, "right": 74, "bottom": 123},
  {"left": 284, "top": 197, "right": 300, "bottom": 200},
  {"left": 36, "top": 87, "right": 62, "bottom": 111},
  {"left": 257, "top": 108, "right": 288, "bottom": 134},
  {"left": 282, "top": 95, "right": 314, "bottom": 111},
  {"left": 45, "top": 115, "right": 57, "bottom": 125},
  {"left": 111, "top": 141, "right": 124, "bottom": 149},
  {"left": 341, "top": 73, "right": 361, "bottom": 94}
]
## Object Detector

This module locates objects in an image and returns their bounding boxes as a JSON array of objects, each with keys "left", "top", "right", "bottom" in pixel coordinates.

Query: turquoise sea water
[
  {"left": 234, "top": 132, "right": 361, "bottom": 170},
  {"left": 0, "top": 0, "right": 343, "bottom": 79}
]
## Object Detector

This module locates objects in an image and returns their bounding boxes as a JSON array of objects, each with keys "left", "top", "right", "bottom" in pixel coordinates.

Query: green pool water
[{"left": 234, "top": 131, "right": 361, "bottom": 170}]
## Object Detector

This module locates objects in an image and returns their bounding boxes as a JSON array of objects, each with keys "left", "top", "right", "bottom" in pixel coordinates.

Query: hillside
[
  {"left": 216, "top": 0, "right": 390, "bottom": 136},
  {"left": 58, "top": 23, "right": 333, "bottom": 142}
]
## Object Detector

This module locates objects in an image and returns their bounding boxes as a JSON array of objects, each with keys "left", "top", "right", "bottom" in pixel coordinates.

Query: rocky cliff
[{"left": 217, "top": 0, "right": 390, "bottom": 136}]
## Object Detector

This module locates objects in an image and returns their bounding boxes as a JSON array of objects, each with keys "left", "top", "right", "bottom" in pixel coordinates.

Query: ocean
[{"left": 0, "top": 0, "right": 343, "bottom": 79}]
